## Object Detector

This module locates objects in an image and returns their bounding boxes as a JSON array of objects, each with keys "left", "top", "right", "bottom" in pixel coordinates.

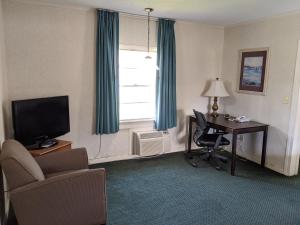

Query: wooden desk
[
  {"left": 29, "top": 140, "right": 72, "bottom": 157},
  {"left": 186, "top": 115, "right": 268, "bottom": 176}
]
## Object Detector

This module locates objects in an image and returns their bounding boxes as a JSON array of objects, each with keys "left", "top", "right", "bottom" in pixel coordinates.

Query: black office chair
[{"left": 189, "top": 109, "right": 230, "bottom": 170}]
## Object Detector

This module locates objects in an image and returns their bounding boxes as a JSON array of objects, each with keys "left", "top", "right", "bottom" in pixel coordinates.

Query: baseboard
[
  {"left": 89, "top": 155, "right": 139, "bottom": 165},
  {"left": 234, "top": 151, "right": 285, "bottom": 175},
  {"left": 89, "top": 148, "right": 185, "bottom": 165},
  {"left": 89, "top": 146, "right": 287, "bottom": 175},
  {"left": 169, "top": 144, "right": 186, "bottom": 153}
]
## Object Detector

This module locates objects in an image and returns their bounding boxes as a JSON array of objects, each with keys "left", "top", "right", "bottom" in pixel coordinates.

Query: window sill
[
  {"left": 120, "top": 118, "right": 154, "bottom": 123},
  {"left": 119, "top": 118, "right": 155, "bottom": 130}
]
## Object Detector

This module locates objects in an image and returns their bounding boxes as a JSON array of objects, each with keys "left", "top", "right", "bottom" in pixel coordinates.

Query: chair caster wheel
[
  {"left": 185, "top": 153, "right": 193, "bottom": 159},
  {"left": 191, "top": 162, "right": 198, "bottom": 167}
]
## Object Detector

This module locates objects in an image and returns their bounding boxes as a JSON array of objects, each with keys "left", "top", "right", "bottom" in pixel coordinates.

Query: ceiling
[{"left": 22, "top": 0, "right": 300, "bottom": 26}]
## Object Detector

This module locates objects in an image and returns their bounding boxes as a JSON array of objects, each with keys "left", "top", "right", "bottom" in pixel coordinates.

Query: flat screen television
[{"left": 12, "top": 96, "right": 70, "bottom": 148}]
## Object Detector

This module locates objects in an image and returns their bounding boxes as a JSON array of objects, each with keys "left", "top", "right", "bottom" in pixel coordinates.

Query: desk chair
[{"left": 190, "top": 110, "right": 230, "bottom": 170}]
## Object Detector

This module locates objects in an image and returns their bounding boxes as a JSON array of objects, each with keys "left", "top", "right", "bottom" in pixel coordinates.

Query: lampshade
[{"left": 204, "top": 78, "right": 229, "bottom": 97}]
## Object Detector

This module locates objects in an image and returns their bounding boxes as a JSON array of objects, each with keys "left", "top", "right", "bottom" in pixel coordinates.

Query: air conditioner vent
[
  {"left": 133, "top": 130, "right": 168, "bottom": 157},
  {"left": 140, "top": 131, "right": 163, "bottom": 139}
]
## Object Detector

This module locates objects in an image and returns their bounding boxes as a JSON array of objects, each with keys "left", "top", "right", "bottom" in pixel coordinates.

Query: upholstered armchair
[{"left": 0, "top": 139, "right": 106, "bottom": 225}]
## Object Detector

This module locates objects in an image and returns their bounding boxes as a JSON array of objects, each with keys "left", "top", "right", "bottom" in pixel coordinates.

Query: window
[{"left": 119, "top": 49, "right": 157, "bottom": 121}]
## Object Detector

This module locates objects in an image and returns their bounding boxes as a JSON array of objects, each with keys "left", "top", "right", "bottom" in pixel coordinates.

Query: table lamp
[{"left": 204, "top": 78, "right": 229, "bottom": 117}]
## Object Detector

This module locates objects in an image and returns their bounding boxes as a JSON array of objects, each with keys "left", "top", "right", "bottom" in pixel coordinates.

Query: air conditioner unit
[{"left": 133, "top": 130, "right": 169, "bottom": 157}]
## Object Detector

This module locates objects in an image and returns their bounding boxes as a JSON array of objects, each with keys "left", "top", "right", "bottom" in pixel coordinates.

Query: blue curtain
[
  {"left": 96, "top": 10, "right": 119, "bottom": 134},
  {"left": 155, "top": 19, "right": 177, "bottom": 131}
]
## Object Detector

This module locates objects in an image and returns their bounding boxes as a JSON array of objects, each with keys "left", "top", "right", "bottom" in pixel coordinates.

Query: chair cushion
[
  {"left": 198, "top": 134, "right": 230, "bottom": 147},
  {"left": 1, "top": 140, "right": 45, "bottom": 190}
]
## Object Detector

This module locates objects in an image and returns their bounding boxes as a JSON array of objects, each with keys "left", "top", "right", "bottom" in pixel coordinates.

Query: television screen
[{"left": 12, "top": 96, "right": 70, "bottom": 146}]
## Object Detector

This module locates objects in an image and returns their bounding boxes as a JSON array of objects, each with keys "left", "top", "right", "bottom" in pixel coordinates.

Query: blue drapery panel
[
  {"left": 96, "top": 10, "right": 119, "bottom": 134},
  {"left": 155, "top": 19, "right": 177, "bottom": 131}
]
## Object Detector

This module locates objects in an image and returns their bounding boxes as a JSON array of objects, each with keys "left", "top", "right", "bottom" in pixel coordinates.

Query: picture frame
[{"left": 237, "top": 48, "right": 270, "bottom": 95}]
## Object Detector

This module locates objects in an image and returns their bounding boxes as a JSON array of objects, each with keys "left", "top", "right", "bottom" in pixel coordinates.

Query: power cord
[{"left": 90, "top": 134, "right": 102, "bottom": 160}]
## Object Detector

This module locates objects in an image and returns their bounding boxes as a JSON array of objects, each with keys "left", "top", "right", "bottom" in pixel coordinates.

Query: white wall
[
  {"left": 0, "top": 1, "right": 8, "bottom": 222},
  {"left": 222, "top": 14, "right": 300, "bottom": 174},
  {"left": 0, "top": 0, "right": 6, "bottom": 143},
  {"left": 2, "top": 0, "right": 224, "bottom": 162},
  {"left": 286, "top": 41, "right": 300, "bottom": 176},
  {"left": 3, "top": 0, "right": 100, "bottom": 158}
]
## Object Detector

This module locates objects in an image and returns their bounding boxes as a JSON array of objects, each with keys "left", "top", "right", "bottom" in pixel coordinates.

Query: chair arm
[
  {"left": 214, "top": 134, "right": 223, "bottom": 149},
  {"left": 11, "top": 169, "right": 106, "bottom": 225},
  {"left": 35, "top": 148, "right": 88, "bottom": 174},
  {"left": 210, "top": 129, "right": 228, "bottom": 135},
  {"left": 214, "top": 131, "right": 228, "bottom": 134}
]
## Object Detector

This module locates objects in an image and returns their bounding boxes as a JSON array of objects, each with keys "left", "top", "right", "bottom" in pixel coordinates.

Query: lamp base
[
  {"left": 211, "top": 97, "right": 219, "bottom": 117},
  {"left": 210, "top": 111, "right": 219, "bottom": 117}
]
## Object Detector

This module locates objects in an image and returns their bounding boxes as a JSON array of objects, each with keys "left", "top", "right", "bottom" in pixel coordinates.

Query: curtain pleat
[
  {"left": 96, "top": 10, "right": 119, "bottom": 134},
  {"left": 155, "top": 19, "right": 177, "bottom": 131}
]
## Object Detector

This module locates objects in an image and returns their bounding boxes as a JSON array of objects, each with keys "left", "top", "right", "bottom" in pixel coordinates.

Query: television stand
[
  {"left": 40, "top": 139, "right": 58, "bottom": 148},
  {"left": 28, "top": 140, "right": 72, "bottom": 157}
]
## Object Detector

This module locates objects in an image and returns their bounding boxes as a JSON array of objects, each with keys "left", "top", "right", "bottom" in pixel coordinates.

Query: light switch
[{"left": 283, "top": 96, "right": 289, "bottom": 104}]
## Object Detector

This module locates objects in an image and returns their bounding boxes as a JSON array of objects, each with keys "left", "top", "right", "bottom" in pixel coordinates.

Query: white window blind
[{"left": 119, "top": 49, "right": 157, "bottom": 121}]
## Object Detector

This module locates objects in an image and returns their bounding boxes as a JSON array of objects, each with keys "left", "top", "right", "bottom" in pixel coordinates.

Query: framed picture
[{"left": 237, "top": 48, "right": 269, "bottom": 95}]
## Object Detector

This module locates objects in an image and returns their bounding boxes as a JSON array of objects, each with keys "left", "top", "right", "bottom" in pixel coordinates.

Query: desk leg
[
  {"left": 0, "top": 166, "right": 4, "bottom": 222},
  {"left": 187, "top": 117, "right": 193, "bottom": 154},
  {"left": 231, "top": 134, "right": 237, "bottom": 176},
  {"left": 261, "top": 126, "right": 268, "bottom": 167}
]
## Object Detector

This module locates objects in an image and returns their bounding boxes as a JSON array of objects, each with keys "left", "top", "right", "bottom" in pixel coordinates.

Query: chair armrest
[
  {"left": 35, "top": 148, "right": 88, "bottom": 175},
  {"left": 11, "top": 169, "right": 106, "bottom": 225},
  {"left": 214, "top": 135, "right": 223, "bottom": 149},
  {"left": 214, "top": 132, "right": 228, "bottom": 135}
]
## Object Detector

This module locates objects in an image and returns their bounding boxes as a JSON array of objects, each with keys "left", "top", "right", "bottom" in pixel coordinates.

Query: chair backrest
[
  {"left": 0, "top": 140, "right": 45, "bottom": 190},
  {"left": 193, "top": 110, "right": 207, "bottom": 130},
  {"left": 193, "top": 110, "right": 208, "bottom": 142}
]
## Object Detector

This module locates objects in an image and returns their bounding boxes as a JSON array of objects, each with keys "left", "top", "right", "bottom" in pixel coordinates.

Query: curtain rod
[{"left": 97, "top": 8, "right": 174, "bottom": 22}]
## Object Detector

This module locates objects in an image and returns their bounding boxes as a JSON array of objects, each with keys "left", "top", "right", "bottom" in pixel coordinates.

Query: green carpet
[{"left": 91, "top": 153, "right": 300, "bottom": 225}]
